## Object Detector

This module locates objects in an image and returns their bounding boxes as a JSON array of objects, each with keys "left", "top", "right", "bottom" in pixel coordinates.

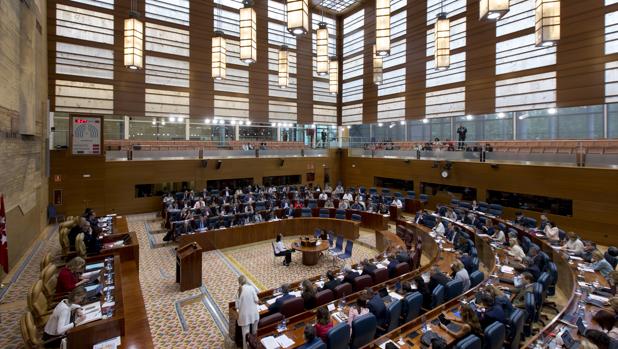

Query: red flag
[{"left": 0, "top": 195, "right": 8, "bottom": 274}]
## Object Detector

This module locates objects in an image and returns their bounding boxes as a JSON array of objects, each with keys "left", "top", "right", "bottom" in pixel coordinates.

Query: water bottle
[{"left": 282, "top": 318, "right": 287, "bottom": 330}]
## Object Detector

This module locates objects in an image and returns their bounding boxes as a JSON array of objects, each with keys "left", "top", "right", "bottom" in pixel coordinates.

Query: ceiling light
[
  {"left": 124, "top": 8, "right": 143, "bottom": 70},
  {"left": 548, "top": 107, "right": 557, "bottom": 114},
  {"left": 373, "top": 45, "right": 383, "bottom": 85},
  {"left": 329, "top": 57, "right": 338, "bottom": 95},
  {"left": 400, "top": 120, "right": 406, "bottom": 125},
  {"left": 316, "top": 22, "right": 329, "bottom": 76},
  {"left": 212, "top": 31, "right": 226, "bottom": 80},
  {"left": 479, "top": 0, "right": 510, "bottom": 21},
  {"left": 240, "top": 1, "right": 257, "bottom": 64},
  {"left": 205, "top": 119, "right": 211, "bottom": 124},
  {"left": 375, "top": 0, "right": 391, "bottom": 56},
  {"left": 434, "top": 13, "right": 450, "bottom": 71},
  {"left": 422, "top": 118, "right": 429, "bottom": 124},
  {"left": 497, "top": 112, "right": 505, "bottom": 118},
  {"left": 378, "top": 122, "right": 384, "bottom": 127},
  {"left": 466, "top": 115, "right": 473, "bottom": 121},
  {"left": 535, "top": 0, "right": 560, "bottom": 47},
  {"left": 278, "top": 45, "right": 289, "bottom": 88},
  {"left": 246, "top": 120, "right": 252, "bottom": 126},
  {"left": 287, "top": 0, "right": 309, "bottom": 35}
]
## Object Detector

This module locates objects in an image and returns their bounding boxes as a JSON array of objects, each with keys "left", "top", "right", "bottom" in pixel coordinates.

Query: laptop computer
[
  {"left": 561, "top": 330, "right": 580, "bottom": 349},
  {"left": 438, "top": 314, "right": 462, "bottom": 333},
  {"left": 577, "top": 317, "right": 587, "bottom": 336}
]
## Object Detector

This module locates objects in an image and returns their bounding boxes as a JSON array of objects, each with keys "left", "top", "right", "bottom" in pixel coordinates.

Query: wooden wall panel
[
  {"left": 49, "top": 150, "right": 341, "bottom": 216},
  {"left": 189, "top": 2, "right": 214, "bottom": 119},
  {"left": 248, "top": 1, "right": 269, "bottom": 123},
  {"left": 404, "top": 0, "right": 427, "bottom": 120},
  {"left": 339, "top": 154, "right": 618, "bottom": 245},
  {"left": 362, "top": 0, "right": 378, "bottom": 124},
  {"left": 297, "top": 12, "right": 314, "bottom": 124}
]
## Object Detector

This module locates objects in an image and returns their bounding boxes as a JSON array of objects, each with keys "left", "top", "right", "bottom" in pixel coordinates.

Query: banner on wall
[
  {"left": 0, "top": 194, "right": 8, "bottom": 274},
  {"left": 70, "top": 116, "right": 102, "bottom": 155}
]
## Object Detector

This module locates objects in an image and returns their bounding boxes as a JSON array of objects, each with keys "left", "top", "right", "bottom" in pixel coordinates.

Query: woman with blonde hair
[
  {"left": 56, "top": 256, "right": 87, "bottom": 294},
  {"left": 43, "top": 286, "right": 87, "bottom": 346},
  {"left": 485, "top": 284, "right": 515, "bottom": 317},
  {"left": 236, "top": 275, "right": 259, "bottom": 349}
]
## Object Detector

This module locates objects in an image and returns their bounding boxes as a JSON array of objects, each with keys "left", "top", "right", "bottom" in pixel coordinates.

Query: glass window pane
[
  {"left": 483, "top": 113, "right": 513, "bottom": 140},
  {"left": 609, "top": 103, "right": 618, "bottom": 138},
  {"left": 515, "top": 109, "right": 556, "bottom": 140},
  {"left": 556, "top": 105, "right": 604, "bottom": 139}
]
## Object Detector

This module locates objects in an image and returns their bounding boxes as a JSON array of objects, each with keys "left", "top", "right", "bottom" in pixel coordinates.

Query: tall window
[{"left": 342, "top": 9, "right": 364, "bottom": 125}]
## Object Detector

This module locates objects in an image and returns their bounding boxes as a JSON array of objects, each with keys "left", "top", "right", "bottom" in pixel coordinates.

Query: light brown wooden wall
[
  {"left": 339, "top": 154, "right": 618, "bottom": 246},
  {"left": 49, "top": 150, "right": 341, "bottom": 216}
]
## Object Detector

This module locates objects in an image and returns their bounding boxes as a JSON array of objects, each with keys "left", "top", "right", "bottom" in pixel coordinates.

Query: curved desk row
[
  {"left": 178, "top": 217, "right": 360, "bottom": 251},
  {"left": 449, "top": 207, "right": 605, "bottom": 348},
  {"left": 251, "top": 223, "right": 478, "bottom": 348}
]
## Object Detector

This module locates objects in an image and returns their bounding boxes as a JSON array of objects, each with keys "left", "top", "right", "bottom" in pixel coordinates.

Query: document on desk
[
  {"left": 578, "top": 266, "right": 596, "bottom": 273},
  {"left": 589, "top": 294, "right": 609, "bottom": 304},
  {"left": 327, "top": 303, "right": 336, "bottom": 312},
  {"left": 379, "top": 340, "right": 400, "bottom": 349},
  {"left": 276, "top": 335, "right": 294, "bottom": 348},
  {"left": 289, "top": 291, "right": 301, "bottom": 298},
  {"left": 82, "top": 270, "right": 101, "bottom": 279},
  {"left": 80, "top": 302, "right": 102, "bottom": 325},
  {"left": 258, "top": 304, "right": 268, "bottom": 312},
  {"left": 377, "top": 263, "right": 387, "bottom": 269},
  {"left": 500, "top": 265, "right": 515, "bottom": 274},
  {"left": 93, "top": 336, "right": 121, "bottom": 349},
  {"left": 260, "top": 336, "right": 280, "bottom": 349},
  {"left": 266, "top": 297, "right": 279, "bottom": 305},
  {"left": 389, "top": 292, "right": 403, "bottom": 301},
  {"left": 569, "top": 255, "right": 584, "bottom": 261}
]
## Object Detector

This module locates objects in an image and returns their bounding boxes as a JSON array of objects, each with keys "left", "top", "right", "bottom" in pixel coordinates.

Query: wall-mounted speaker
[
  {"left": 201, "top": 160, "right": 208, "bottom": 168},
  {"left": 216, "top": 160, "right": 222, "bottom": 170}
]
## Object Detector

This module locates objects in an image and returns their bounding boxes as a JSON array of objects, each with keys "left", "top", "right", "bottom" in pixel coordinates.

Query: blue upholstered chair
[
  {"left": 337, "top": 240, "right": 354, "bottom": 263},
  {"left": 325, "top": 322, "right": 350, "bottom": 349},
  {"left": 506, "top": 308, "right": 526, "bottom": 349},
  {"left": 523, "top": 292, "right": 536, "bottom": 337},
  {"left": 469, "top": 270, "right": 484, "bottom": 288},
  {"left": 483, "top": 322, "right": 506, "bottom": 349},
  {"left": 445, "top": 279, "right": 464, "bottom": 301},
  {"left": 350, "top": 214, "right": 361, "bottom": 222},
  {"left": 401, "top": 292, "right": 423, "bottom": 324},
  {"left": 380, "top": 299, "right": 402, "bottom": 334},
  {"left": 329, "top": 235, "right": 344, "bottom": 255},
  {"left": 430, "top": 284, "right": 445, "bottom": 308},
  {"left": 349, "top": 313, "right": 377, "bottom": 349},
  {"left": 406, "top": 191, "right": 415, "bottom": 199},
  {"left": 454, "top": 335, "right": 482, "bottom": 349},
  {"left": 335, "top": 209, "right": 346, "bottom": 220},
  {"left": 301, "top": 208, "right": 312, "bottom": 217},
  {"left": 319, "top": 208, "right": 330, "bottom": 218}
]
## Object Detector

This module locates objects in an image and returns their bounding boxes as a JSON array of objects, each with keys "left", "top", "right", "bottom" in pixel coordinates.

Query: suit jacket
[
  {"left": 396, "top": 251, "right": 410, "bottom": 264},
  {"left": 387, "top": 260, "right": 400, "bottom": 278},
  {"left": 367, "top": 294, "right": 388, "bottom": 327},
  {"left": 268, "top": 293, "right": 295, "bottom": 314},
  {"left": 428, "top": 272, "right": 450, "bottom": 293},
  {"left": 479, "top": 304, "right": 506, "bottom": 329},
  {"left": 343, "top": 271, "right": 360, "bottom": 285},
  {"left": 322, "top": 279, "right": 341, "bottom": 293},
  {"left": 362, "top": 263, "right": 378, "bottom": 276}
]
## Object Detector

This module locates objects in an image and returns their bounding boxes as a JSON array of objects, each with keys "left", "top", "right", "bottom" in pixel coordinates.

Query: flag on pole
[{"left": 0, "top": 195, "right": 8, "bottom": 274}]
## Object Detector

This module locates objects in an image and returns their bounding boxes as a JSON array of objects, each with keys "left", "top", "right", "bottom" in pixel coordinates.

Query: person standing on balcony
[{"left": 456, "top": 124, "right": 467, "bottom": 150}]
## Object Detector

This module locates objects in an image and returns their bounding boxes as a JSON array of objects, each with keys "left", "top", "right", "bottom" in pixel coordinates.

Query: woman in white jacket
[
  {"left": 43, "top": 286, "right": 86, "bottom": 346},
  {"left": 237, "top": 275, "right": 260, "bottom": 349}
]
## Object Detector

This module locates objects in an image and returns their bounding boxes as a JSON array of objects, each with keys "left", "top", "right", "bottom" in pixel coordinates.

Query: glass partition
[{"left": 609, "top": 103, "right": 618, "bottom": 139}]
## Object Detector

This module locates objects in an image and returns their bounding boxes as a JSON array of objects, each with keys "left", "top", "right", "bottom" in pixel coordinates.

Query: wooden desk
[
  {"left": 99, "top": 231, "right": 140, "bottom": 268},
  {"left": 112, "top": 216, "right": 129, "bottom": 234},
  {"left": 292, "top": 239, "right": 329, "bottom": 266},
  {"left": 375, "top": 230, "right": 407, "bottom": 252},
  {"left": 404, "top": 199, "right": 422, "bottom": 214},
  {"left": 178, "top": 217, "right": 360, "bottom": 251}
]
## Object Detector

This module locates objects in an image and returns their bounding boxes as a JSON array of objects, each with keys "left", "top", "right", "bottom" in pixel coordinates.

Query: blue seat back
[
  {"left": 445, "top": 279, "right": 464, "bottom": 301},
  {"left": 349, "top": 313, "right": 377, "bottom": 349},
  {"left": 308, "top": 199, "right": 317, "bottom": 209},
  {"left": 335, "top": 235, "right": 344, "bottom": 250},
  {"left": 483, "top": 322, "right": 506, "bottom": 349},
  {"left": 524, "top": 293, "right": 536, "bottom": 335},
  {"left": 335, "top": 209, "right": 346, "bottom": 219},
  {"left": 304, "top": 339, "right": 326, "bottom": 349},
  {"left": 419, "top": 194, "right": 429, "bottom": 202},
  {"left": 547, "top": 262, "right": 558, "bottom": 296},
  {"left": 469, "top": 270, "right": 484, "bottom": 288},
  {"left": 301, "top": 208, "right": 312, "bottom": 217},
  {"left": 537, "top": 272, "right": 550, "bottom": 291},
  {"left": 507, "top": 308, "right": 526, "bottom": 349},
  {"left": 351, "top": 214, "right": 361, "bottom": 222},
  {"left": 319, "top": 213, "right": 330, "bottom": 218},
  {"left": 406, "top": 191, "right": 415, "bottom": 199},
  {"left": 430, "top": 284, "right": 445, "bottom": 308},
  {"left": 326, "top": 322, "right": 350, "bottom": 349},
  {"left": 532, "top": 283, "right": 545, "bottom": 312},
  {"left": 454, "top": 335, "right": 482, "bottom": 349},
  {"left": 385, "top": 299, "right": 402, "bottom": 332},
  {"left": 402, "top": 292, "right": 423, "bottom": 324},
  {"left": 451, "top": 199, "right": 460, "bottom": 206}
]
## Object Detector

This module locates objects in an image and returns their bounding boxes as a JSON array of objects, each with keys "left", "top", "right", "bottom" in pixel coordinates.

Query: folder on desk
[
  {"left": 276, "top": 335, "right": 294, "bottom": 348},
  {"left": 260, "top": 336, "right": 280, "bottom": 349}
]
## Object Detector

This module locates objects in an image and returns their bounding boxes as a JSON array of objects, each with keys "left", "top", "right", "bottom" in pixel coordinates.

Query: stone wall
[{"left": 0, "top": 0, "right": 48, "bottom": 273}]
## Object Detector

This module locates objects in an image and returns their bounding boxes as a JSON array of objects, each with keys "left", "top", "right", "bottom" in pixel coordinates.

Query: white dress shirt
[
  {"left": 44, "top": 300, "right": 81, "bottom": 336},
  {"left": 565, "top": 239, "right": 585, "bottom": 254},
  {"left": 319, "top": 193, "right": 328, "bottom": 200},
  {"left": 508, "top": 244, "right": 526, "bottom": 260},
  {"left": 343, "top": 193, "right": 353, "bottom": 201},
  {"left": 274, "top": 240, "right": 287, "bottom": 254},
  {"left": 544, "top": 225, "right": 560, "bottom": 241},
  {"left": 433, "top": 222, "right": 445, "bottom": 236},
  {"left": 392, "top": 199, "right": 403, "bottom": 209}
]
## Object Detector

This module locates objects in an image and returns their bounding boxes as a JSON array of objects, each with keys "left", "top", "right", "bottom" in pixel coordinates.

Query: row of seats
[
  {"left": 105, "top": 140, "right": 307, "bottom": 151},
  {"left": 450, "top": 200, "right": 504, "bottom": 216}
]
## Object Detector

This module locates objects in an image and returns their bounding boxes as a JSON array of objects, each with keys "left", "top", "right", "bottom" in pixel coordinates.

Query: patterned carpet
[{"left": 0, "top": 214, "right": 380, "bottom": 349}]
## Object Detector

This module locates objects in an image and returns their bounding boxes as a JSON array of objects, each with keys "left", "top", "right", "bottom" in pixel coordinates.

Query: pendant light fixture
[
  {"left": 240, "top": 0, "right": 257, "bottom": 64},
  {"left": 279, "top": 5, "right": 289, "bottom": 88},
  {"left": 287, "top": 0, "right": 309, "bottom": 35},
  {"left": 434, "top": 3, "right": 450, "bottom": 71},
  {"left": 329, "top": 56, "right": 338, "bottom": 95},
  {"left": 479, "top": 0, "right": 510, "bottom": 21},
  {"left": 316, "top": 22, "right": 329, "bottom": 76},
  {"left": 212, "top": 1, "right": 226, "bottom": 80},
  {"left": 375, "top": 0, "right": 390, "bottom": 56},
  {"left": 535, "top": 0, "right": 560, "bottom": 47},
  {"left": 124, "top": 0, "right": 143, "bottom": 70},
  {"left": 373, "top": 45, "right": 383, "bottom": 85}
]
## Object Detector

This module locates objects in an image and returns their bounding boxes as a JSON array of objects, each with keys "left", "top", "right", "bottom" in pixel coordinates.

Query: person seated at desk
[
  {"left": 253, "top": 212, "right": 263, "bottom": 223},
  {"left": 429, "top": 265, "right": 451, "bottom": 293},
  {"left": 387, "top": 255, "right": 400, "bottom": 278},
  {"left": 591, "top": 250, "right": 615, "bottom": 279},
  {"left": 584, "top": 329, "right": 617, "bottom": 349},
  {"left": 244, "top": 204, "right": 254, "bottom": 214},
  {"left": 443, "top": 303, "right": 482, "bottom": 339},
  {"left": 68, "top": 218, "right": 90, "bottom": 251},
  {"left": 345, "top": 296, "right": 370, "bottom": 334},
  {"left": 378, "top": 203, "right": 389, "bottom": 214},
  {"left": 514, "top": 211, "right": 525, "bottom": 226},
  {"left": 507, "top": 238, "right": 526, "bottom": 262},
  {"left": 458, "top": 252, "right": 475, "bottom": 274},
  {"left": 83, "top": 208, "right": 99, "bottom": 233},
  {"left": 606, "top": 247, "right": 618, "bottom": 270},
  {"left": 342, "top": 265, "right": 360, "bottom": 285},
  {"left": 433, "top": 218, "right": 446, "bottom": 236},
  {"left": 313, "top": 306, "right": 333, "bottom": 342},
  {"left": 365, "top": 288, "right": 388, "bottom": 327},
  {"left": 83, "top": 226, "right": 102, "bottom": 255},
  {"left": 482, "top": 220, "right": 495, "bottom": 236},
  {"left": 513, "top": 257, "right": 540, "bottom": 281},
  {"left": 320, "top": 270, "right": 341, "bottom": 293},
  {"left": 274, "top": 233, "right": 293, "bottom": 266},
  {"left": 324, "top": 198, "right": 335, "bottom": 209},
  {"left": 592, "top": 309, "right": 618, "bottom": 341},
  {"left": 343, "top": 191, "right": 353, "bottom": 202},
  {"left": 350, "top": 199, "right": 363, "bottom": 211},
  {"left": 543, "top": 221, "right": 560, "bottom": 243},
  {"left": 360, "top": 259, "right": 377, "bottom": 276},
  {"left": 268, "top": 283, "right": 295, "bottom": 314},
  {"left": 445, "top": 208, "right": 457, "bottom": 221},
  {"left": 391, "top": 197, "right": 403, "bottom": 209},
  {"left": 43, "top": 286, "right": 87, "bottom": 347},
  {"left": 451, "top": 260, "right": 470, "bottom": 292},
  {"left": 56, "top": 257, "right": 88, "bottom": 295},
  {"left": 484, "top": 284, "right": 514, "bottom": 318},
  {"left": 338, "top": 200, "right": 350, "bottom": 210},
  {"left": 193, "top": 197, "right": 206, "bottom": 211},
  {"left": 318, "top": 192, "right": 328, "bottom": 201},
  {"left": 455, "top": 236, "right": 472, "bottom": 255},
  {"left": 492, "top": 226, "right": 506, "bottom": 245},
  {"left": 293, "top": 201, "right": 304, "bottom": 209},
  {"left": 429, "top": 336, "right": 448, "bottom": 349},
  {"left": 512, "top": 272, "right": 535, "bottom": 308},
  {"left": 396, "top": 247, "right": 410, "bottom": 264},
  {"left": 413, "top": 210, "right": 425, "bottom": 225},
  {"left": 301, "top": 279, "right": 317, "bottom": 309},
  {"left": 413, "top": 276, "right": 432, "bottom": 309},
  {"left": 563, "top": 231, "right": 586, "bottom": 255},
  {"left": 476, "top": 292, "right": 506, "bottom": 329}
]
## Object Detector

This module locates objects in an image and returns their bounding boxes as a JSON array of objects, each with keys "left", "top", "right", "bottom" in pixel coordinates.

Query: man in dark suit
[
  {"left": 342, "top": 266, "right": 360, "bottom": 285},
  {"left": 396, "top": 248, "right": 410, "bottom": 264},
  {"left": 268, "top": 284, "right": 296, "bottom": 314},
  {"left": 514, "top": 257, "right": 540, "bottom": 281},
  {"left": 321, "top": 271, "right": 341, "bottom": 293},
  {"left": 365, "top": 288, "right": 388, "bottom": 327},
  {"left": 459, "top": 253, "right": 475, "bottom": 274},
  {"left": 478, "top": 292, "right": 506, "bottom": 329},
  {"left": 361, "top": 259, "right": 377, "bottom": 276},
  {"left": 387, "top": 256, "right": 400, "bottom": 278},
  {"left": 428, "top": 266, "right": 451, "bottom": 292},
  {"left": 512, "top": 272, "right": 535, "bottom": 308}
]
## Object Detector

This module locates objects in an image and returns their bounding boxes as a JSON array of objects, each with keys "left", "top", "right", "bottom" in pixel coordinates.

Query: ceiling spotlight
[
  {"left": 548, "top": 107, "right": 557, "bottom": 115},
  {"left": 389, "top": 123, "right": 395, "bottom": 128},
  {"left": 246, "top": 120, "right": 252, "bottom": 126},
  {"left": 231, "top": 120, "right": 236, "bottom": 125},
  {"left": 422, "top": 119, "right": 429, "bottom": 124},
  {"left": 346, "top": 125, "right": 351, "bottom": 129},
  {"left": 161, "top": 120, "right": 166, "bottom": 126},
  {"left": 168, "top": 116, "right": 174, "bottom": 122},
  {"left": 378, "top": 123, "right": 384, "bottom": 127},
  {"left": 466, "top": 115, "right": 473, "bottom": 121},
  {"left": 151, "top": 118, "right": 156, "bottom": 125},
  {"left": 497, "top": 112, "right": 505, "bottom": 119},
  {"left": 399, "top": 120, "right": 406, "bottom": 125},
  {"left": 205, "top": 119, "right": 211, "bottom": 124}
]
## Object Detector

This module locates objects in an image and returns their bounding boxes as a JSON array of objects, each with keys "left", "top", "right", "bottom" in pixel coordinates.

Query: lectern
[{"left": 176, "top": 242, "right": 202, "bottom": 291}]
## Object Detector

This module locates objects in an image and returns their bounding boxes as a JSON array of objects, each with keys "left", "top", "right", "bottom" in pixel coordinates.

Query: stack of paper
[
  {"left": 589, "top": 294, "right": 609, "bottom": 303},
  {"left": 80, "top": 302, "right": 102, "bottom": 325},
  {"left": 260, "top": 336, "right": 280, "bottom": 349},
  {"left": 327, "top": 304, "right": 336, "bottom": 312},
  {"left": 276, "top": 335, "right": 294, "bottom": 348},
  {"left": 389, "top": 292, "right": 403, "bottom": 300},
  {"left": 266, "top": 297, "right": 278, "bottom": 306},
  {"left": 289, "top": 291, "right": 301, "bottom": 298},
  {"left": 85, "top": 262, "right": 104, "bottom": 271},
  {"left": 578, "top": 266, "right": 595, "bottom": 273},
  {"left": 258, "top": 304, "right": 268, "bottom": 312},
  {"left": 377, "top": 264, "right": 387, "bottom": 269},
  {"left": 500, "top": 265, "right": 515, "bottom": 274}
]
